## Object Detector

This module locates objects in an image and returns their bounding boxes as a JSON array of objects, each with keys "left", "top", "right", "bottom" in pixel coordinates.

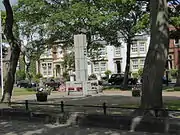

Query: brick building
[{"left": 168, "top": 26, "right": 180, "bottom": 70}]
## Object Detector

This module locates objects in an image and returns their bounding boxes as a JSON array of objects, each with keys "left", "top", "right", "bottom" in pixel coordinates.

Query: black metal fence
[{"left": 4, "top": 100, "right": 180, "bottom": 117}]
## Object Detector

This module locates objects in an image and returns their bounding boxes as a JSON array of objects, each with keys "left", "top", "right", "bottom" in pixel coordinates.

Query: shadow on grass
[
  {"left": 2, "top": 94, "right": 180, "bottom": 134},
  {"left": 0, "top": 119, "right": 160, "bottom": 135},
  {"left": 8, "top": 95, "right": 180, "bottom": 117}
]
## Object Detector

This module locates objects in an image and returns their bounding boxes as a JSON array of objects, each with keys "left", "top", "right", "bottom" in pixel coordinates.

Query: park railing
[{"left": 3, "top": 100, "right": 180, "bottom": 117}]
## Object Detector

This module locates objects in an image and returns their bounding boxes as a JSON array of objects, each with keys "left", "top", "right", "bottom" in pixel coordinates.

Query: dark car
[
  {"left": 44, "top": 79, "right": 61, "bottom": 90},
  {"left": 140, "top": 77, "right": 171, "bottom": 84},
  {"left": 17, "top": 80, "right": 38, "bottom": 88},
  {"left": 108, "top": 73, "right": 138, "bottom": 85},
  {"left": 17, "top": 80, "right": 31, "bottom": 88}
]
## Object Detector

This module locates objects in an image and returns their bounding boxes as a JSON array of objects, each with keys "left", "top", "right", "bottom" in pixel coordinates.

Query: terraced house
[{"left": 36, "top": 32, "right": 179, "bottom": 79}]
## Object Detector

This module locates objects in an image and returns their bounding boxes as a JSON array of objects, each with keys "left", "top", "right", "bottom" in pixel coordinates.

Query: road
[{"left": 0, "top": 119, "right": 167, "bottom": 135}]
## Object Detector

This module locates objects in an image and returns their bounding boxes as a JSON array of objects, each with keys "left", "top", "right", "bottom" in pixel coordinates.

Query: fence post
[
  {"left": 103, "top": 102, "right": 107, "bottom": 115},
  {"left": 61, "top": 101, "right": 64, "bottom": 113},
  {"left": 25, "top": 100, "right": 29, "bottom": 111}
]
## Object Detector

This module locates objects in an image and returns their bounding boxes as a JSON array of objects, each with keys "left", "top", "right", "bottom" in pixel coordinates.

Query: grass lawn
[
  {"left": 165, "top": 100, "right": 180, "bottom": 110},
  {"left": 102, "top": 85, "right": 180, "bottom": 92},
  {"left": 12, "top": 87, "right": 36, "bottom": 96},
  {"left": 0, "top": 87, "right": 36, "bottom": 96},
  {"left": 119, "top": 100, "right": 180, "bottom": 110}
]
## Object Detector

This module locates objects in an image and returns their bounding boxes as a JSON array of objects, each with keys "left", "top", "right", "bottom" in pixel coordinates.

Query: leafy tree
[
  {"left": 14, "top": 0, "right": 110, "bottom": 76},
  {"left": 16, "top": 70, "right": 26, "bottom": 81},
  {"left": 62, "top": 51, "right": 75, "bottom": 72},
  {"left": 97, "top": 0, "right": 149, "bottom": 89},
  {"left": 1, "top": 0, "right": 21, "bottom": 103},
  {"left": 13, "top": 0, "right": 49, "bottom": 74},
  {"left": 141, "top": 0, "right": 169, "bottom": 110}
]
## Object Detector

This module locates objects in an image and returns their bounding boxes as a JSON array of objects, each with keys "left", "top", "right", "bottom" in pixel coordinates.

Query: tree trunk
[
  {"left": 141, "top": 0, "right": 169, "bottom": 109},
  {"left": 1, "top": 46, "right": 21, "bottom": 102},
  {"left": 37, "top": 59, "right": 41, "bottom": 74},
  {"left": 1, "top": 0, "right": 21, "bottom": 103},
  {"left": 122, "top": 40, "right": 131, "bottom": 89}
]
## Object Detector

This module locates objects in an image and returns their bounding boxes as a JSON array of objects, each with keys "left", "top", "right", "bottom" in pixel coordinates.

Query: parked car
[
  {"left": 108, "top": 73, "right": 138, "bottom": 85},
  {"left": 44, "top": 79, "right": 61, "bottom": 90},
  {"left": 17, "top": 80, "right": 38, "bottom": 88},
  {"left": 140, "top": 76, "right": 171, "bottom": 84}
]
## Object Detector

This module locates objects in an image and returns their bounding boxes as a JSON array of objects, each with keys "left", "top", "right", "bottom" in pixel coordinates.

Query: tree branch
[{"left": 3, "top": 0, "right": 14, "bottom": 42}]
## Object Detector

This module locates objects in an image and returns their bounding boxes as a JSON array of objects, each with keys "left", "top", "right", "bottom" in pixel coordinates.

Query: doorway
[{"left": 116, "top": 61, "right": 121, "bottom": 73}]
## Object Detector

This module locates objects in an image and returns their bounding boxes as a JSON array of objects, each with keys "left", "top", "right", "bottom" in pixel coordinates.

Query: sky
[{"left": 0, "top": 0, "right": 18, "bottom": 10}]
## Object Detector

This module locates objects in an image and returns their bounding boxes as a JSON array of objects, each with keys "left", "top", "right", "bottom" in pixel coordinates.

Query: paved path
[{"left": 0, "top": 119, "right": 166, "bottom": 135}]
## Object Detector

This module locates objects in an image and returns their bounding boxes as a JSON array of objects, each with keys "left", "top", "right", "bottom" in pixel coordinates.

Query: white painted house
[
  {"left": 89, "top": 34, "right": 150, "bottom": 79},
  {"left": 37, "top": 34, "right": 150, "bottom": 79}
]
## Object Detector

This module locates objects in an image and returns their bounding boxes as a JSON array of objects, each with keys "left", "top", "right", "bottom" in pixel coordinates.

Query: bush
[
  {"left": 170, "top": 69, "right": 178, "bottom": 78},
  {"left": 35, "top": 73, "right": 43, "bottom": 79},
  {"left": 132, "top": 72, "right": 139, "bottom": 78},
  {"left": 104, "top": 70, "right": 112, "bottom": 77},
  {"left": 138, "top": 68, "right": 143, "bottom": 77},
  {"left": 174, "top": 87, "right": 180, "bottom": 91},
  {"left": 88, "top": 74, "right": 97, "bottom": 80},
  {"left": 63, "top": 72, "right": 70, "bottom": 81}
]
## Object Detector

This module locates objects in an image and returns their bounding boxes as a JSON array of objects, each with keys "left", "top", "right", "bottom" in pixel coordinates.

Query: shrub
[
  {"left": 88, "top": 74, "right": 97, "bottom": 80},
  {"left": 63, "top": 72, "right": 70, "bottom": 81},
  {"left": 170, "top": 69, "right": 178, "bottom": 78},
  {"left": 132, "top": 72, "right": 139, "bottom": 78},
  {"left": 138, "top": 68, "right": 143, "bottom": 77},
  {"left": 35, "top": 73, "right": 43, "bottom": 79},
  {"left": 174, "top": 87, "right": 180, "bottom": 91},
  {"left": 104, "top": 70, "right": 112, "bottom": 77}
]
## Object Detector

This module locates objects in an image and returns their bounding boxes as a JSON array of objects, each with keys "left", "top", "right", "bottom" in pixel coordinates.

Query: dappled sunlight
[{"left": 0, "top": 119, "right": 163, "bottom": 135}]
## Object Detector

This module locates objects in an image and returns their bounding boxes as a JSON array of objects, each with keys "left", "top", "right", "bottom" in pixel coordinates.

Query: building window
[
  {"left": 139, "top": 42, "right": 145, "bottom": 52},
  {"left": 42, "top": 63, "right": 47, "bottom": 76},
  {"left": 115, "top": 47, "right": 121, "bottom": 56},
  {"left": 94, "top": 63, "right": 99, "bottom": 72},
  {"left": 100, "top": 48, "right": 106, "bottom": 55},
  {"left": 131, "top": 44, "right": 138, "bottom": 52},
  {"left": 48, "top": 63, "right": 52, "bottom": 75},
  {"left": 174, "top": 38, "right": 179, "bottom": 45},
  {"left": 140, "top": 59, "right": 145, "bottom": 69},
  {"left": 46, "top": 49, "right": 51, "bottom": 56},
  {"left": 132, "top": 59, "right": 138, "bottom": 69},
  {"left": 100, "top": 62, "right": 106, "bottom": 72}
]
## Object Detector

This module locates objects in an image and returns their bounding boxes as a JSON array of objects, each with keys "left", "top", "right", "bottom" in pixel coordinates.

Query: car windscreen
[{"left": 111, "top": 74, "right": 117, "bottom": 78}]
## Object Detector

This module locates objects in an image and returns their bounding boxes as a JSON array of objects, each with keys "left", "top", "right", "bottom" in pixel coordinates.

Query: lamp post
[{"left": 0, "top": 11, "right": 4, "bottom": 96}]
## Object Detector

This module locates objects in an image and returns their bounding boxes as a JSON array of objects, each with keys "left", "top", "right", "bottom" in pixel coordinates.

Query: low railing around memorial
[{"left": 3, "top": 100, "right": 180, "bottom": 117}]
